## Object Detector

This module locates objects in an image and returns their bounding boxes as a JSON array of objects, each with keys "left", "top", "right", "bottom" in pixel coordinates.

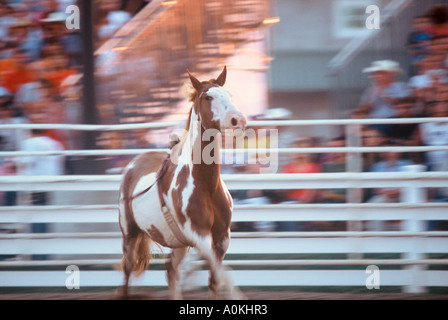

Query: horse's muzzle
[{"left": 226, "top": 111, "right": 247, "bottom": 133}]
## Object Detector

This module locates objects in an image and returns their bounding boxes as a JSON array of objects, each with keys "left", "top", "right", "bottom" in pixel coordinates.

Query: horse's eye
[{"left": 205, "top": 95, "right": 213, "bottom": 101}]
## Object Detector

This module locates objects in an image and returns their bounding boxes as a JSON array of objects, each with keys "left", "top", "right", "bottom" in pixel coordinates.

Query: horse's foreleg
[
  {"left": 208, "top": 236, "right": 229, "bottom": 299},
  {"left": 195, "top": 235, "right": 244, "bottom": 300},
  {"left": 166, "top": 246, "right": 188, "bottom": 300}
]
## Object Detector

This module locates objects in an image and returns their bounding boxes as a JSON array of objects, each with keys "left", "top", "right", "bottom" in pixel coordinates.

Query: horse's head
[{"left": 187, "top": 66, "right": 246, "bottom": 135}]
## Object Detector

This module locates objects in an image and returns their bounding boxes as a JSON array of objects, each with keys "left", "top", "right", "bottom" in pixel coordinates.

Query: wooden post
[
  {"left": 80, "top": 0, "right": 98, "bottom": 149},
  {"left": 77, "top": 0, "right": 105, "bottom": 174}
]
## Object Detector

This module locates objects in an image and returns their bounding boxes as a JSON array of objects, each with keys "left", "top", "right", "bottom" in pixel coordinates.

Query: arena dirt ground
[{"left": 1, "top": 289, "right": 447, "bottom": 300}]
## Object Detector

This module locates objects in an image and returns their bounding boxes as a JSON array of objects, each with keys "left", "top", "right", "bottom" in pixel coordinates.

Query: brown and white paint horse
[{"left": 118, "top": 66, "right": 247, "bottom": 299}]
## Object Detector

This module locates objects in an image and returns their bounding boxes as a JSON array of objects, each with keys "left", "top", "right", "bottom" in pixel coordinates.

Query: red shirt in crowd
[{"left": 281, "top": 162, "right": 321, "bottom": 202}]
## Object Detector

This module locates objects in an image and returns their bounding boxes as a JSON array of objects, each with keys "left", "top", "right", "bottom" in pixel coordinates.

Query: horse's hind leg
[
  {"left": 119, "top": 230, "right": 152, "bottom": 299},
  {"left": 166, "top": 246, "right": 188, "bottom": 300},
  {"left": 118, "top": 233, "right": 137, "bottom": 299}
]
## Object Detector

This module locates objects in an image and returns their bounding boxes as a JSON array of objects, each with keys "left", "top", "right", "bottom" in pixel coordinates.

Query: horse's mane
[
  {"left": 184, "top": 106, "right": 193, "bottom": 131},
  {"left": 177, "top": 80, "right": 200, "bottom": 147},
  {"left": 182, "top": 81, "right": 197, "bottom": 102},
  {"left": 167, "top": 82, "right": 198, "bottom": 150},
  {"left": 182, "top": 77, "right": 221, "bottom": 102},
  {"left": 174, "top": 78, "right": 219, "bottom": 149},
  {"left": 169, "top": 104, "right": 194, "bottom": 151}
]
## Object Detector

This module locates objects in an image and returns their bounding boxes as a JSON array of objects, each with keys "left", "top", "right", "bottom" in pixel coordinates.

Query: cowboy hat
[
  {"left": 253, "top": 108, "right": 292, "bottom": 120},
  {"left": 40, "top": 12, "right": 67, "bottom": 23},
  {"left": 362, "top": 60, "right": 403, "bottom": 74}
]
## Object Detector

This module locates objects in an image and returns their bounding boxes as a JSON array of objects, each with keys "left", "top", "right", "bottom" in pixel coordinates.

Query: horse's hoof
[{"left": 115, "top": 286, "right": 129, "bottom": 300}]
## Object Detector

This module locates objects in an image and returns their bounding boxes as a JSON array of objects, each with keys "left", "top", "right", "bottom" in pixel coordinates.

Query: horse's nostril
[{"left": 231, "top": 117, "right": 238, "bottom": 127}]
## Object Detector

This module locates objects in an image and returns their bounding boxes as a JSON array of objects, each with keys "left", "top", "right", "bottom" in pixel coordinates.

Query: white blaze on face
[{"left": 206, "top": 86, "right": 238, "bottom": 125}]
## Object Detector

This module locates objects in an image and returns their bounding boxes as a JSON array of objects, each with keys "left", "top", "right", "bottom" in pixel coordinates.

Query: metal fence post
[
  {"left": 345, "top": 123, "right": 362, "bottom": 260},
  {"left": 345, "top": 123, "right": 362, "bottom": 225},
  {"left": 401, "top": 164, "right": 426, "bottom": 293}
]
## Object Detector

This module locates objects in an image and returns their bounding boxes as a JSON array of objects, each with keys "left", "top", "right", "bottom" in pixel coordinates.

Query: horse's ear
[
  {"left": 187, "top": 69, "right": 203, "bottom": 92},
  {"left": 215, "top": 65, "right": 227, "bottom": 87}
]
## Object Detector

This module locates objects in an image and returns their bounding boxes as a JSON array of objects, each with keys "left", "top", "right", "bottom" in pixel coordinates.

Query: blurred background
[
  {"left": 0, "top": 0, "right": 447, "bottom": 172},
  {"left": 1, "top": 0, "right": 448, "bottom": 296},
  {"left": 0, "top": 0, "right": 447, "bottom": 210}
]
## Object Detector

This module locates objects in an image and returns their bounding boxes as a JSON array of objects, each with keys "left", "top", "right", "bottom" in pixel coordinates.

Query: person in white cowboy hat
[{"left": 358, "top": 60, "right": 411, "bottom": 121}]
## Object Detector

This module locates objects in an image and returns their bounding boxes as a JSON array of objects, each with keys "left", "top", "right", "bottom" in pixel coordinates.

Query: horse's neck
[
  {"left": 177, "top": 108, "right": 200, "bottom": 164},
  {"left": 180, "top": 109, "right": 221, "bottom": 190}
]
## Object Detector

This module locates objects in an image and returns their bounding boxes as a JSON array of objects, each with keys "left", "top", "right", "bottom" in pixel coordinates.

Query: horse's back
[
  {"left": 119, "top": 151, "right": 168, "bottom": 238},
  {"left": 120, "top": 151, "right": 168, "bottom": 199}
]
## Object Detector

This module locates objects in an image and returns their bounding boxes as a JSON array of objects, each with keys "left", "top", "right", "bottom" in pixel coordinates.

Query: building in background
[
  {"left": 268, "top": 0, "right": 443, "bottom": 138},
  {"left": 94, "top": 0, "right": 276, "bottom": 125}
]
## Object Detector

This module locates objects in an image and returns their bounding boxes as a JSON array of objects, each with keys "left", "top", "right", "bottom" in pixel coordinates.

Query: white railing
[
  {"left": 2, "top": 117, "right": 448, "bottom": 134},
  {"left": 1, "top": 118, "right": 448, "bottom": 293},
  {"left": 1, "top": 171, "right": 448, "bottom": 191}
]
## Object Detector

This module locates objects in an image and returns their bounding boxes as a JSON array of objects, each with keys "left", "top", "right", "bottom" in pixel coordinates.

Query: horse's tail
[
  {"left": 133, "top": 232, "right": 153, "bottom": 277},
  {"left": 121, "top": 231, "right": 153, "bottom": 278}
]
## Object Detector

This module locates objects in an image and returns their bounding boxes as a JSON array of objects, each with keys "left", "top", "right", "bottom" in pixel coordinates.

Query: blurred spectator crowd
[
  {"left": 0, "top": 0, "right": 140, "bottom": 207},
  {"left": 0, "top": 0, "right": 83, "bottom": 209},
  {"left": 0, "top": 1, "right": 447, "bottom": 233},
  {"left": 230, "top": 4, "right": 448, "bottom": 232},
  {"left": 0, "top": 0, "right": 84, "bottom": 127}
]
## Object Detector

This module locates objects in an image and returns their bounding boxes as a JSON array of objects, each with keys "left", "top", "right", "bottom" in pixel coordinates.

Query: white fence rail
[
  {"left": 0, "top": 171, "right": 447, "bottom": 292},
  {"left": 1, "top": 119, "right": 448, "bottom": 293},
  {"left": 1, "top": 171, "right": 448, "bottom": 191}
]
